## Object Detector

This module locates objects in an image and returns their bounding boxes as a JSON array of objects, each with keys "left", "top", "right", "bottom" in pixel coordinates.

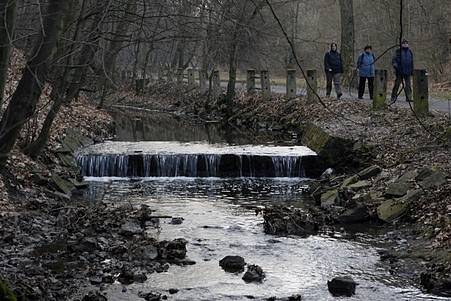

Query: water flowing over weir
[{"left": 77, "top": 141, "right": 321, "bottom": 178}]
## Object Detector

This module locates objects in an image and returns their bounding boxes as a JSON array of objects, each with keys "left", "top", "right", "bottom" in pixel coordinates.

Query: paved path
[{"left": 220, "top": 81, "right": 451, "bottom": 113}]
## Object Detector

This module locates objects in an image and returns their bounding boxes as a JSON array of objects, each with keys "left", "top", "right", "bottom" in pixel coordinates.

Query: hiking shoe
[
  {"left": 358, "top": 97, "right": 363, "bottom": 100},
  {"left": 337, "top": 93, "right": 343, "bottom": 100}
]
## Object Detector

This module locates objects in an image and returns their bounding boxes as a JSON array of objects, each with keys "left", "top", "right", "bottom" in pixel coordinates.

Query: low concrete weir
[{"left": 76, "top": 141, "right": 321, "bottom": 178}]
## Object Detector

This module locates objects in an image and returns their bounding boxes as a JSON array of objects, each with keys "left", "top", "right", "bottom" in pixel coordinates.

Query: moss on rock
[{"left": 0, "top": 279, "right": 17, "bottom": 301}]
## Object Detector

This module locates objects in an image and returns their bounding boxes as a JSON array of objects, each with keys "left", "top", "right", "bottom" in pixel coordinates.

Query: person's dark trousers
[
  {"left": 358, "top": 76, "right": 374, "bottom": 99},
  {"left": 391, "top": 74, "right": 412, "bottom": 101},
  {"left": 326, "top": 71, "right": 333, "bottom": 96},
  {"left": 326, "top": 71, "right": 342, "bottom": 97}
]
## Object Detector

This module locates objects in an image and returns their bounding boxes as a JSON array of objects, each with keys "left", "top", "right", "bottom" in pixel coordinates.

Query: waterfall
[
  {"left": 77, "top": 153, "right": 308, "bottom": 178},
  {"left": 76, "top": 141, "right": 318, "bottom": 178}
]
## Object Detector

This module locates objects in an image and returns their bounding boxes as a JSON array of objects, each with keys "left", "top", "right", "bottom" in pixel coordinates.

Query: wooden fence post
[
  {"left": 212, "top": 70, "right": 220, "bottom": 95},
  {"left": 413, "top": 69, "right": 429, "bottom": 116},
  {"left": 199, "top": 70, "right": 207, "bottom": 92},
  {"left": 261, "top": 70, "right": 271, "bottom": 100},
  {"left": 176, "top": 68, "right": 184, "bottom": 84},
  {"left": 247, "top": 69, "right": 256, "bottom": 94},
  {"left": 373, "top": 69, "right": 387, "bottom": 110},
  {"left": 306, "top": 69, "right": 317, "bottom": 102},
  {"left": 187, "top": 68, "right": 195, "bottom": 88},
  {"left": 286, "top": 69, "right": 297, "bottom": 99}
]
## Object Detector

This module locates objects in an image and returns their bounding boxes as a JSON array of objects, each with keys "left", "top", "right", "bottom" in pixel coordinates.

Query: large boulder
[
  {"left": 219, "top": 256, "right": 246, "bottom": 273},
  {"left": 242, "top": 265, "right": 265, "bottom": 283},
  {"left": 377, "top": 199, "right": 409, "bottom": 222},
  {"left": 417, "top": 170, "right": 447, "bottom": 189},
  {"left": 327, "top": 276, "right": 357, "bottom": 297},
  {"left": 377, "top": 190, "right": 422, "bottom": 222},
  {"left": 385, "top": 182, "right": 410, "bottom": 198},
  {"left": 320, "top": 189, "right": 339, "bottom": 208}
]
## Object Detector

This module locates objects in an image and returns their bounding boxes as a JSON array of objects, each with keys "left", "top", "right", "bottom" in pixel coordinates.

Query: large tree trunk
[
  {"left": 98, "top": 0, "right": 137, "bottom": 108},
  {"left": 0, "top": 0, "right": 68, "bottom": 165},
  {"left": 0, "top": 0, "right": 16, "bottom": 109},
  {"left": 339, "top": 0, "right": 355, "bottom": 84}
]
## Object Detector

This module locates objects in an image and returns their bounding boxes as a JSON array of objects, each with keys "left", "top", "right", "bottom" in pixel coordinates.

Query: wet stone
[
  {"left": 102, "top": 274, "right": 115, "bottom": 284},
  {"left": 219, "top": 256, "right": 246, "bottom": 273},
  {"left": 139, "top": 291, "right": 161, "bottom": 301},
  {"left": 262, "top": 206, "right": 318, "bottom": 237},
  {"left": 120, "top": 221, "right": 143, "bottom": 236},
  {"left": 118, "top": 270, "right": 135, "bottom": 285},
  {"left": 337, "top": 205, "right": 370, "bottom": 224},
  {"left": 242, "top": 265, "right": 265, "bottom": 283},
  {"left": 327, "top": 276, "right": 357, "bottom": 297},
  {"left": 82, "top": 291, "right": 107, "bottom": 301},
  {"left": 170, "top": 217, "right": 184, "bottom": 225},
  {"left": 357, "top": 165, "right": 382, "bottom": 180},
  {"left": 158, "top": 238, "right": 187, "bottom": 260},
  {"left": 134, "top": 272, "right": 148, "bottom": 283}
]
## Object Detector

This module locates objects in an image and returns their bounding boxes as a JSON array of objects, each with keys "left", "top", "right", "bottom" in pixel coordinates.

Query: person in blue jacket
[
  {"left": 324, "top": 43, "right": 343, "bottom": 99},
  {"left": 356, "top": 45, "right": 375, "bottom": 99},
  {"left": 391, "top": 39, "right": 414, "bottom": 102}
]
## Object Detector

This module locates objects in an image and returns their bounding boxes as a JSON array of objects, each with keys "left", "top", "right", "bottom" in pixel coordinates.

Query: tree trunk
[
  {"left": 22, "top": 86, "right": 63, "bottom": 158},
  {"left": 98, "top": 0, "right": 137, "bottom": 108},
  {"left": 339, "top": 0, "right": 355, "bottom": 84},
  {"left": 0, "top": 0, "right": 68, "bottom": 165},
  {"left": 0, "top": 0, "right": 16, "bottom": 109},
  {"left": 23, "top": 0, "right": 94, "bottom": 158},
  {"left": 225, "top": 37, "right": 239, "bottom": 104}
]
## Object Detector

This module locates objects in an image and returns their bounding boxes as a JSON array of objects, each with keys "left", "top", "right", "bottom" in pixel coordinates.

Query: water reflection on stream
[{"left": 85, "top": 178, "right": 444, "bottom": 301}]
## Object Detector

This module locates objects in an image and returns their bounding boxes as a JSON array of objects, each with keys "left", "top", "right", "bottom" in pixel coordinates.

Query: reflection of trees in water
[{"left": 113, "top": 112, "right": 292, "bottom": 144}]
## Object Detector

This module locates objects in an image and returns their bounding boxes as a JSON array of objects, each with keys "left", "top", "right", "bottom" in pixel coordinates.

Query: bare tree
[
  {"left": 0, "top": 0, "right": 69, "bottom": 165},
  {"left": 0, "top": 0, "right": 16, "bottom": 109}
]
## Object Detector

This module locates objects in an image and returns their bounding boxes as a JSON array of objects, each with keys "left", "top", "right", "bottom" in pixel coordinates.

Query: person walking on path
[
  {"left": 391, "top": 39, "right": 414, "bottom": 102},
  {"left": 356, "top": 45, "right": 375, "bottom": 99},
  {"left": 324, "top": 43, "right": 343, "bottom": 100}
]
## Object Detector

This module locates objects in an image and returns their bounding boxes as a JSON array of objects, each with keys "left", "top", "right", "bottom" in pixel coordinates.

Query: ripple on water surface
[{"left": 85, "top": 178, "right": 446, "bottom": 301}]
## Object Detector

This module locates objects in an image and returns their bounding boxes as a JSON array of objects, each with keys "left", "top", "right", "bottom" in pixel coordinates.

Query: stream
[{"left": 79, "top": 111, "right": 446, "bottom": 300}]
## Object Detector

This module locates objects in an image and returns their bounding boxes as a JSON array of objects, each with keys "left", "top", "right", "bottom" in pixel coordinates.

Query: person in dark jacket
[
  {"left": 356, "top": 45, "right": 376, "bottom": 99},
  {"left": 324, "top": 43, "right": 343, "bottom": 99},
  {"left": 391, "top": 39, "right": 414, "bottom": 102}
]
